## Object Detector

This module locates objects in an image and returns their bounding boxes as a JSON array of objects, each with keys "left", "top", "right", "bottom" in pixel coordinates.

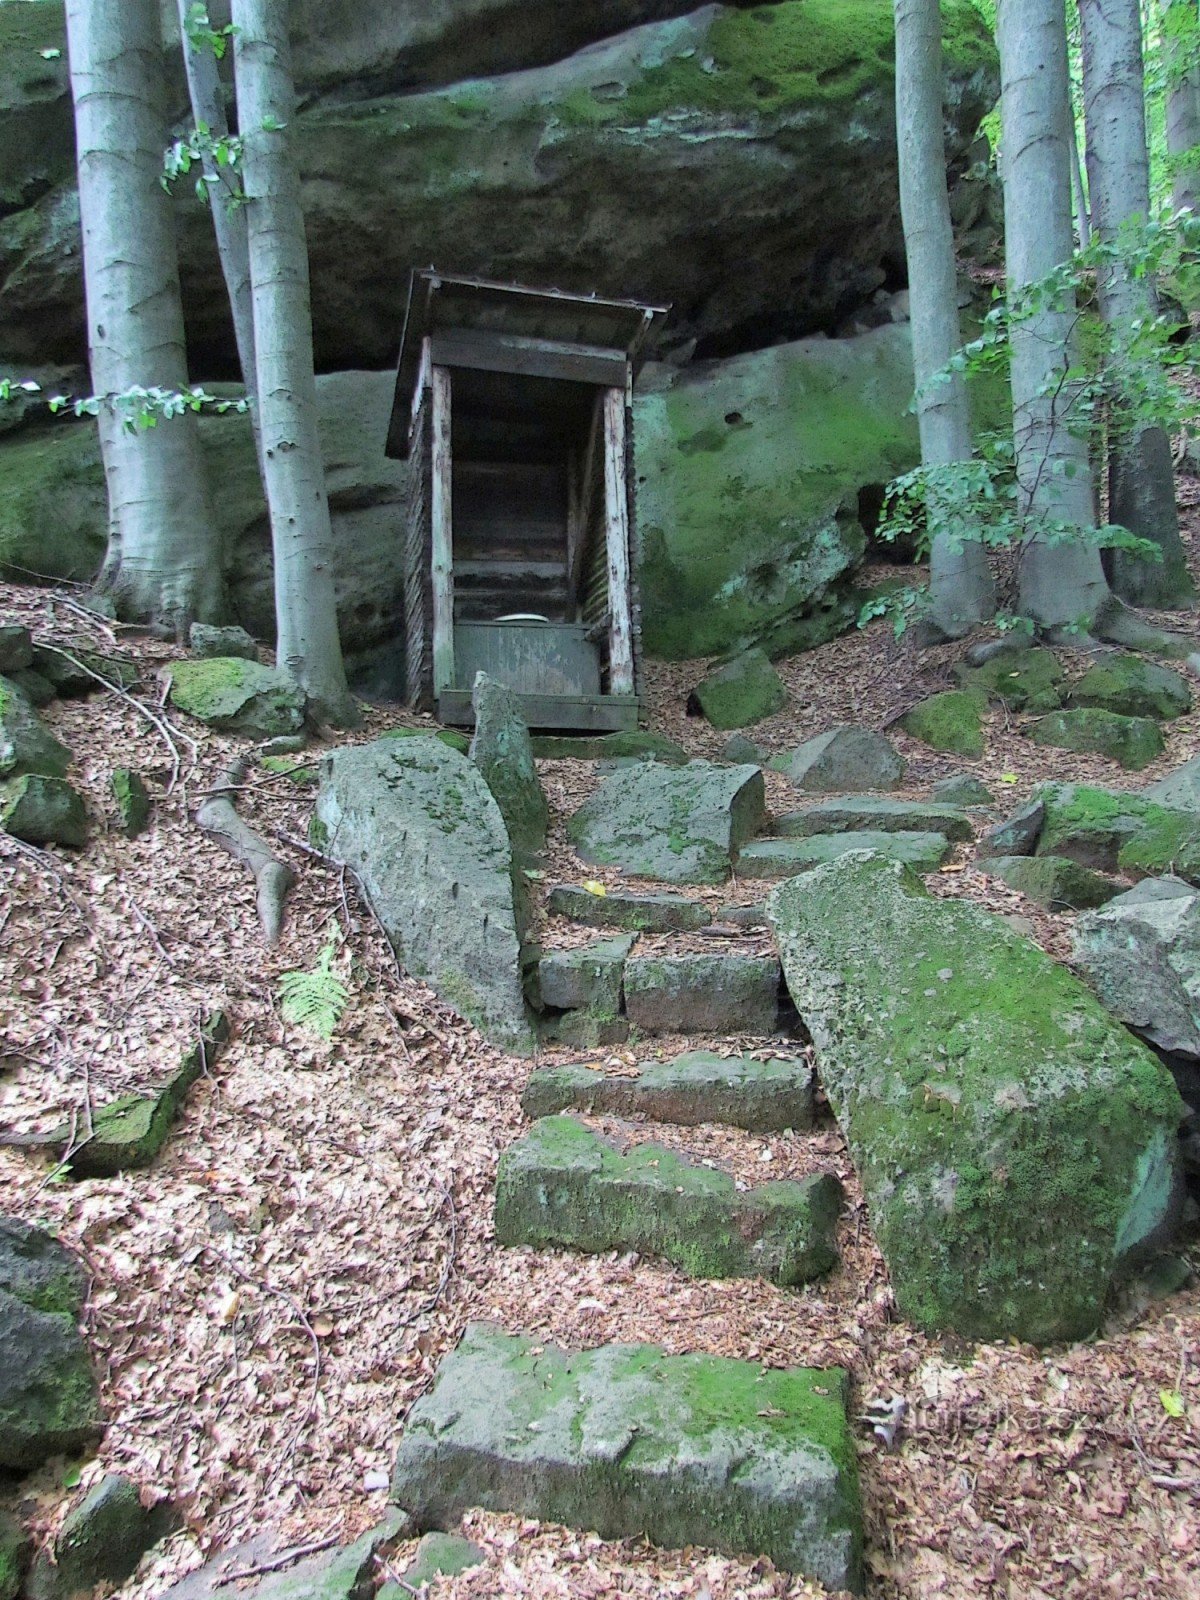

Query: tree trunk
[
  {"left": 1163, "top": 0, "right": 1200, "bottom": 212},
  {"left": 894, "top": 0, "right": 996, "bottom": 637},
  {"left": 230, "top": 0, "right": 355, "bottom": 723},
  {"left": 1080, "top": 0, "right": 1193, "bottom": 606},
  {"left": 64, "top": 0, "right": 225, "bottom": 634},
  {"left": 175, "top": 0, "right": 261, "bottom": 463},
  {"left": 998, "top": 0, "right": 1110, "bottom": 631}
]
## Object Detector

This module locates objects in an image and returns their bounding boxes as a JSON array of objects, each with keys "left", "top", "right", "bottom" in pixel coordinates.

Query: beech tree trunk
[
  {"left": 65, "top": 0, "right": 225, "bottom": 634},
  {"left": 998, "top": 0, "right": 1111, "bottom": 631},
  {"left": 175, "top": 0, "right": 259, "bottom": 451},
  {"left": 1162, "top": 0, "right": 1200, "bottom": 212},
  {"left": 1080, "top": 0, "right": 1193, "bottom": 606},
  {"left": 894, "top": 0, "right": 995, "bottom": 638},
  {"left": 231, "top": 0, "right": 355, "bottom": 723}
]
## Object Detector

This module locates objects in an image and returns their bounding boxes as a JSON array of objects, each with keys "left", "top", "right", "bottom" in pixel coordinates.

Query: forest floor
[{"left": 4, "top": 474, "right": 1200, "bottom": 1600}]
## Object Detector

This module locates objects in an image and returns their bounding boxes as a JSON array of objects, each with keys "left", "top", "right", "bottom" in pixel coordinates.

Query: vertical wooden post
[
  {"left": 603, "top": 385, "right": 635, "bottom": 695},
  {"left": 430, "top": 364, "right": 454, "bottom": 695}
]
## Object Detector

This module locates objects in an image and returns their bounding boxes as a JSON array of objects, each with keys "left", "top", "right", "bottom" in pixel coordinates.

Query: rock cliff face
[{"left": 0, "top": 1, "right": 997, "bottom": 372}]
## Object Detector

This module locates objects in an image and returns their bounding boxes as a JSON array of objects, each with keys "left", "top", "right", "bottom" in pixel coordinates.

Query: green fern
[{"left": 279, "top": 938, "right": 349, "bottom": 1038}]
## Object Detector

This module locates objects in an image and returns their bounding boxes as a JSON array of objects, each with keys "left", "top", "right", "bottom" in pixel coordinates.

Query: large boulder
[
  {"left": 313, "top": 736, "right": 534, "bottom": 1053},
  {"left": 165, "top": 658, "right": 306, "bottom": 738},
  {"left": 1074, "top": 882, "right": 1200, "bottom": 1058},
  {"left": 0, "top": 1220, "right": 100, "bottom": 1471},
  {"left": 0, "top": 3, "right": 997, "bottom": 379},
  {"left": 568, "top": 760, "right": 765, "bottom": 883},
  {"left": 391, "top": 1323, "right": 864, "bottom": 1592},
  {"left": 767, "top": 852, "right": 1185, "bottom": 1343}
]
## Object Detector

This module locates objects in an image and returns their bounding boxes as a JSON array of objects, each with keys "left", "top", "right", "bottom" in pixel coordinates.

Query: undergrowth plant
[
  {"left": 279, "top": 935, "right": 350, "bottom": 1039},
  {"left": 862, "top": 210, "right": 1200, "bottom": 637}
]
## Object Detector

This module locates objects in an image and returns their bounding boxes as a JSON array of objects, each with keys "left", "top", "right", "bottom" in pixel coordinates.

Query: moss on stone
[
  {"left": 1068, "top": 653, "right": 1192, "bottom": 721},
  {"left": 692, "top": 647, "right": 787, "bottom": 730},
  {"left": 110, "top": 766, "right": 150, "bottom": 836},
  {"left": 1, "top": 773, "right": 85, "bottom": 847},
  {"left": 167, "top": 657, "right": 306, "bottom": 737},
  {"left": 1030, "top": 708, "right": 1165, "bottom": 771},
  {"left": 955, "top": 647, "right": 1063, "bottom": 711},
  {"left": 380, "top": 725, "right": 470, "bottom": 755},
  {"left": 900, "top": 689, "right": 986, "bottom": 757},
  {"left": 0, "top": 423, "right": 106, "bottom": 584}
]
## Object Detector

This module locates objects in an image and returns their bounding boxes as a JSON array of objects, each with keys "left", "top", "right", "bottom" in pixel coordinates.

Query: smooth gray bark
[
  {"left": 1163, "top": 0, "right": 1200, "bottom": 212},
  {"left": 65, "top": 0, "right": 224, "bottom": 634},
  {"left": 231, "top": 0, "right": 355, "bottom": 723},
  {"left": 175, "top": 0, "right": 260, "bottom": 459},
  {"left": 894, "top": 0, "right": 996, "bottom": 638},
  {"left": 1080, "top": 0, "right": 1193, "bottom": 606},
  {"left": 998, "top": 0, "right": 1111, "bottom": 630}
]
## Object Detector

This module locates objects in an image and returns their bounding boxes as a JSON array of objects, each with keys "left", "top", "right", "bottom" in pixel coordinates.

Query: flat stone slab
[
  {"left": 738, "top": 831, "right": 951, "bottom": 879},
  {"left": 568, "top": 761, "right": 765, "bottom": 885},
  {"left": 496, "top": 1117, "right": 840, "bottom": 1284},
  {"left": 537, "top": 935, "right": 636, "bottom": 1013},
  {"left": 772, "top": 796, "right": 972, "bottom": 842},
  {"left": 390, "top": 1324, "right": 863, "bottom": 1593},
  {"left": 546, "top": 886, "right": 711, "bottom": 932},
  {"left": 623, "top": 953, "right": 780, "bottom": 1034},
  {"left": 522, "top": 1050, "right": 815, "bottom": 1131}
]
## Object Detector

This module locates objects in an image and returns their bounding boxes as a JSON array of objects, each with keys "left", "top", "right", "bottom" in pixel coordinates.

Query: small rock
[
  {"left": 496, "top": 1117, "right": 840, "bottom": 1284},
  {"left": 690, "top": 647, "right": 787, "bottom": 729},
  {"left": 1074, "top": 883, "right": 1200, "bottom": 1056},
  {"left": 30, "top": 649, "right": 100, "bottom": 699},
  {"left": 0, "top": 625, "right": 32, "bottom": 675},
  {"left": 772, "top": 795, "right": 973, "bottom": 841},
  {"left": 8, "top": 668, "right": 55, "bottom": 707},
  {"left": 166, "top": 658, "right": 305, "bottom": 738},
  {"left": 537, "top": 934, "right": 635, "bottom": 1014},
  {"left": 0, "top": 675, "right": 71, "bottom": 780},
  {"left": 188, "top": 623, "right": 258, "bottom": 662},
  {"left": 714, "top": 901, "right": 769, "bottom": 929},
  {"left": 470, "top": 673, "right": 548, "bottom": 861},
  {"left": 1141, "top": 1254, "right": 1192, "bottom": 1300},
  {"left": 26, "top": 1474, "right": 177, "bottom": 1600},
  {"left": 900, "top": 690, "right": 986, "bottom": 757},
  {"left": 1143, "top": 755, "right": 1200, "bottom": 811},
  {"left": 721, "top": 732, "right": 767, "bottom": 765},
  {"left": 110, "top": 767, "right": 151, "bottom": 838},
  {"left": 769, "top": 726, "right": 904, "bottom": 793},
  {"left": 624, "top": 952, "right": 780, "bottom": 1034},
  {"left": 546, "top": 886, "right": 711, "bottom": 933},
  {"left": 1029, "top": 708, "right": 1165, "bottom": 771},
  {"left": 0, "top": 1218, "right": 88, "bottom": 1315},
  {"left": 261, "top": 734, "right": 308, "bottom": 757},
  {"left": 955, "top": 647, "right": 1063, "bottom": 711},
  {"left": 379, "top": 1533, "right": 485, "bottom": 1598},
  {"left": 980, "top": 798, "right": 1045, "bottom": 857},
  {"left": 933, "top": 774, "right": 995, "bottom": 806},
  {"left": 978, "top": 854, "right": 1121, "bottom": 911},
  {"left": 537, "top": 1011, "right": 631, "bottom": 1049},
  {"left": 1, "top": 774, "right": 87, "bottom": 848}
]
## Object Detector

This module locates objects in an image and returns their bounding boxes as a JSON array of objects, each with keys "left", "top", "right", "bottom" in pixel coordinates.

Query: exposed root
[{"left": 196, "top": 754, "right": 295, "bottom": 944}]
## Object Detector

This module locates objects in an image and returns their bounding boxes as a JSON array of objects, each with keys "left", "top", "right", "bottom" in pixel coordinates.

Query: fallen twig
[
  {"left": 222, "top": 1535, "right": 340, "bottom": 1583},
  {"left": 40, "top": 644, "right": 195, "bottom": 793},
  {"left": 198, "top": 755, "right": 295, "bottom": 945}
]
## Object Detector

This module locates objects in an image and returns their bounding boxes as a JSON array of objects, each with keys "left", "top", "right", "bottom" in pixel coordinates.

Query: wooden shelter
[{"left": 386, "top": 270, "right": 668, "bottom": 730}]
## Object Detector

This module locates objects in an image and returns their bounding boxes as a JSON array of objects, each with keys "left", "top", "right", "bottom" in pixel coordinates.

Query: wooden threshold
[{"left": 438, "top": 691, "right": 640, "bottom": 732}]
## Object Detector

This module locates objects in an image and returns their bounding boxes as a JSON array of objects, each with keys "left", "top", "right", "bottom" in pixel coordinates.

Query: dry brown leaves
[{"left": 1, "top": 550, "right": 1200, "bottom": 1600}]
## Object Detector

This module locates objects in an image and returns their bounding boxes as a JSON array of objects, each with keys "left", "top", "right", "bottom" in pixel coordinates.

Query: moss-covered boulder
[
  {"left": 315, "top": 737, "right": 534, "bottom": 1052},
  {"left": 1074, "top": 881, "right": 1200, "bottom": 1058},
  {"left": 955, "top": 647, "right": 1063, "bottom": 711},
  {"left": 979, "top": 854, "right": 1122, "bottom": 911},
  {"left": 568, "top": 760, "right": 766, "bottom": 884},
  {"left": 900, "top": 689, "right": 986, "bottom": 757},
  {"left": 767, "top": 851, "right": 1185, "bottom": 1342},
  {"left": 1029, "top": 708, "right": 1165, "bottom": 771},
  {"left": 166, "top": 657, "right": 306, "bottom": 738},
  {"left": 623, "top": 952, "right": 781, "bottom": 1034},
  {"left": 0, "top": 1511, "right": 29, "bottom": 1600},
  {"left": 379, "top": 1534, "right": 485, "bottom": 1600},
  {"left": 0, "top": 674, "right": 70, "bottom": 780},
  {"left": 391, "top": 1323, "right": 863, "bottom": 1591},
  {"left": 1068, "top": 653, "right": 1192, "bottom": 721},
  {"left": 188, "top": 622, "right": 258, "bottom": 662},
  {"left": 496, "top": 1117, "right": 841, "bottom": 1284},
  {"left": 0, "top": 626, "right": 31, "bottom": 675},
  {"left": 469, "top": 673, "right": 548, "bottom": 861},
  {"left": 0, "top": 1221, "right": 99, "bottom": 1471},
  {"left": 690, "top": 648, "right": 787, "bottom": 729},
  {"left": 0, "top": 773, "right": 85, "bottom": 848},
  {"left": 381, "top": 725, "right": 470, "bottom": 756}
]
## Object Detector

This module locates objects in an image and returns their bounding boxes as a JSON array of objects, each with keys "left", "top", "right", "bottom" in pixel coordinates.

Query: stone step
[
  {"left": 738, "top": 831, "right": 951, "bottom": 880},
  {"left": 390, "top": 1324, "right": 864, "bottom": 1594},
  {"left": 771, "top": 795, "right": 973, "bottom": 841},
  {"left": 495, "top": 1116, "right": 841, "bottom": 1285},
  {"left": 546, "top": 885, "right": 711, "bottom": 933},
  {"left": 522, "top": 1050, "right": 815, "bottom": 1132},
  {"left": 624, "top": 952, "right": 780, "bottom": 1034}
]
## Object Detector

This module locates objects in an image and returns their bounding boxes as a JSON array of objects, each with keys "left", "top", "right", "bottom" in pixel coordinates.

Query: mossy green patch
[
  {"left": 0, "top": 422, "right": 106, "bottom": 584},
  {"left": 955, "top": 647, "right": 1063, "bottom": 711},
  {"left": 1030, "top": 708, "right": 1165, "bottom": 771},
  {"left": 768, "top": 852, "right": 1184, "bottom": 1343},
  {"left": 692, "top": 647, "right": 787, "bottom": 730},
  {"left": 380, "top": 725, "right": 470, "bottom": 755},
  {"left": 166, "top": 658, "right": 305, "bottom": 737},
  {"left": 110, "top": 766, "right": 150, "bottom": 836},
  {"left": 900, "top": 689, "right": 986, "bottom": 757},
  {"left": 1068, "top": 654, "right": 1192, "bottom": 721}
]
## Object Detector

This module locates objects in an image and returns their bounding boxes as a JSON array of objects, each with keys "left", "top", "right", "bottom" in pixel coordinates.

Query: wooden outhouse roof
[{"left": 386, "top": 270, "right": 669, "bottom": 458}]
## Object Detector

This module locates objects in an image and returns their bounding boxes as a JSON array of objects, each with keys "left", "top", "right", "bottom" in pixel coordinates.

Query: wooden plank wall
[
  {"left": 430, "top": 366, "right": 455, "bottom": 694},
  {"left": 403, "top": 386, "right": 434, "bottom": 710}
]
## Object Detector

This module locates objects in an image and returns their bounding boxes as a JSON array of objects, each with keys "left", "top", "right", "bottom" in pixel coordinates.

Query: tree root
[{"left": 197, "top": 754, "right": 294, "bottom": 944}]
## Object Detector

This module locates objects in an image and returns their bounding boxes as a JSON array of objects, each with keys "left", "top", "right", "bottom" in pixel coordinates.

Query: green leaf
[{"left": 1160, "top": 1389, "right": 1186, "bottom": 1418}]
